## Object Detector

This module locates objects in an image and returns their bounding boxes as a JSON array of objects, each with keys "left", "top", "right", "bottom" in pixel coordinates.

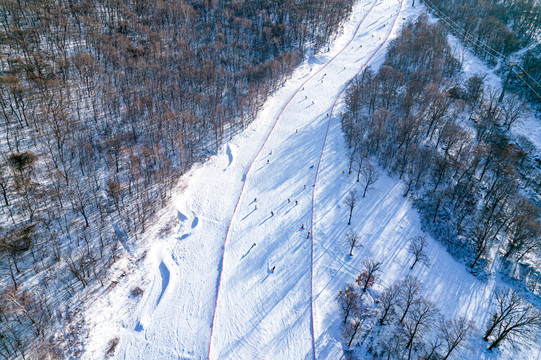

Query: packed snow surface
[{"left": 82, "top": 0, "right": 540, "bottom": 359}]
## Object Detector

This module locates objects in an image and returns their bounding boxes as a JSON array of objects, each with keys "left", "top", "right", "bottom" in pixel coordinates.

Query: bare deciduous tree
[
  {"left": 356, "top": 258, "right": 382, "bottom": 292},
  {"left": 439, "top": 316, "right": 476, "bottom": 360},
  {"left": 503, "top": 197, "right": 541, "bottom": 262},
  {"left": 500, "top": 93, "right": 525, "bottom": 130},
  {"left": 337, "top": 283, "right": 361, "bottom": 324},
  {"left": 360, "top": 160, "right": 379, "bottom": 197},
  {"left": 398, "top": 275, "right": 423, "bottom": 323},
  {"left": 403, "top": 298, "right": 439, "bottom": 359},
  {"left": 345, "top": 230, "right": 360, "bottom": 256},
  {"left": 354, "top": 151, "right": 368, "bottom": 182},
  {"left": 484, "top": 289, "right": 541, "bottom": 351},
  {"left": 378, "top": 283, "right": 400, "bottom": 325},
  {"left": 345, "top": 189, "right": 358, "bottom": 225},
  {"left": 408, "top": 235, "right": 430, "bottom": 269},
  {"left": 342, "top": 314, "right": 364, "bottom": 348}
]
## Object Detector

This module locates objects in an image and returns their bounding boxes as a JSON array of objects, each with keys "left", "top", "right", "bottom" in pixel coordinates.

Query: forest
[
  {"left": 0, "top": 0, "right": 355, "bottom": 357},
  {"left": 423, "top": 0, "right": 541, "bottom": 107},
  {"left": 340, "top": 13, "right": 541, "bottom": 358}
]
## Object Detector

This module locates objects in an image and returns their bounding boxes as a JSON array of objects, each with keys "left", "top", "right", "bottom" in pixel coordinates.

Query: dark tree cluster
[
  {"left": 338, "top": 272, "right": 478, "bottom": 360},
  {"left": 0, "top": 0, "right": 355, "bottom": 357},
  {"left": 425, "top": 0, "right": 541, "bottom": 107},
  {"left": 339, "top": 272, "right": 540, "bottom": 358},
  {"left": 341, "top": 15, "right": 541, "bottom": 354},
  {"left": 514, "top": 43, "right": 541, "bottom": 106},
  {"left": 344, "top": 13, "right": 541, "bottom": 277},
  {"left": 426, "top": 0, "right": 539, "bottom": 56}
]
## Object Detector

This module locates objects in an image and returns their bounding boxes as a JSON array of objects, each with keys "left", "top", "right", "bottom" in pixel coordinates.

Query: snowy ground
[
  {"left": 447, "top": 30, "right": 541, "bottom": 155},
  {"left": 82, "top": 1, "right": 540, "bottom": 359}
]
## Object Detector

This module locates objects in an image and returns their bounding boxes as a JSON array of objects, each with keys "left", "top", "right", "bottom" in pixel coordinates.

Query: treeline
[
  {"left": 426, "top": 0, "right": 540, "bottom": 54},
  {"left": 342, "top": 14, "right": 541, "bottom": 354},
  {"left": 424, "top": 0, "right": 541, "bottom": 106},
  {"left": 337, "top": 259, "right": 540, "bottom": 359},
  {"left": 0, "top": 0, "right": 355, "bottom": 357}
]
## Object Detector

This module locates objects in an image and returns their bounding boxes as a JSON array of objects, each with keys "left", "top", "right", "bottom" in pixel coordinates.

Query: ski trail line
[
  {"left": 207, "top": 0, "right": 379, "bottom": 358},
  {"left": 309, "top": 0, "right": 404, "bottom": 355}
]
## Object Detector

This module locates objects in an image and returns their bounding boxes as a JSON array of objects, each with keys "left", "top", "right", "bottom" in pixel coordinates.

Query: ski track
[
  {"left": 207, "top": 0, "right": 382, "bottom": 358},
  {"left": 210, "top": 0, "right": 409, "bottom": 359},
  {"left": 309, "top": 1, "right": 404, "bottom": 358}
]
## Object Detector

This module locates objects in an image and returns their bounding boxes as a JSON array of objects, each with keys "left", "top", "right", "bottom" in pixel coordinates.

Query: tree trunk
[
  {"left": 471, "top": 253, "right": 481, "bottom": 269},
  {"left": 404, "top": 179, "right": 413, "bottom": 197},
  {"left": 484, "top": 320, "right": 498, "bottom": 341},
  {"left": 442, "top": 345, "right": 458, "bottom": 360},
  {"left": 488, "top": 332, "right": 506, "bottom": 351},
  {"left": 379, "top": 308, "right": 389, "bottom": 325},
  {"left": 8, "top": 257, "right": 18, "bottom": 290},
  {"left": 400, "top": 304, "right": 410, "bottom": 323},
  {"left": 0, "top": 183, "right": 8, "bottom": 205},
  {"left": 347, "top": 321, "right": 361, "bottom": 347}
]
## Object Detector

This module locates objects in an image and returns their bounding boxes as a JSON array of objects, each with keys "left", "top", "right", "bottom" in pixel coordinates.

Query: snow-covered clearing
[{"left": 82, "top": 0, "right": 540, "bottom": 359}]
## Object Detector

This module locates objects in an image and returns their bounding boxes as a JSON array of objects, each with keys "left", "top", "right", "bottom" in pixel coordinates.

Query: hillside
[
  {"left": 83, "top": 1, "right": 540, "bottom": 359},
  {"left": 0, "top": 0, "right": 356, "bottom": 358},
  {"left": 2, "top": 0, "right": 540, "bottom": 359}
]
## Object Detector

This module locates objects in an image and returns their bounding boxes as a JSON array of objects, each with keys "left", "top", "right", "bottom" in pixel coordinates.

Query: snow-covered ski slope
[{"left": 83, "top": 0, "right": 539, "bottom": 359}]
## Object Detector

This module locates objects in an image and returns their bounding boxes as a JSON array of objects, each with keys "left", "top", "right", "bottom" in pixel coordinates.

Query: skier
[
  {"left": 255, "top": 205, "right": 257, "bottom": 210},
  {"left": 307, "top": 232, "right": 311, "bottom": 238},
  {"left": 305, "top": 95, "right": 307, "bottom": 99},
  {"left": 288, "top": 199, "right": 290, "bottom": 203},
  {"left": 271, "top": 266, "right": 276, "bottom": 273},
  {"left": 269, "top": 150, "right": 272, "bottom": 155},
  {"left": 301, "top": 224, "right": 305, "bottom": 230},
  {"left": 254, "top": 197, "right": 257, "bottom": 202},
  {"left": 312, "top": 101, "right": 314, "bottom": 104},
  {"left": 271, "top": 211, "right": 274, "bottom": 216},
  {"left": 295, "top": 200, "right": 298, "bottom": 206},
  {"left": 251, "top": 242, "right": 256, "bottom": 248},
  {"left": 304, "top": 185, "right": 306, "bottom": 190},
  {"left": 267, "top": 159, "right": 269, "bottom": 164}
]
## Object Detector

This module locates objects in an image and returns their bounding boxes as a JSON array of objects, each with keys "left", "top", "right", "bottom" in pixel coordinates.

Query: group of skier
[
  {"left": 250, "top": 81, "right": 325, "bottom": 272},
  {"left": 251, "top": 182, "right": 312, "bottom": 273},
  {"left": 253, "top": 196, "right": 299, "bottom": 216}
]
